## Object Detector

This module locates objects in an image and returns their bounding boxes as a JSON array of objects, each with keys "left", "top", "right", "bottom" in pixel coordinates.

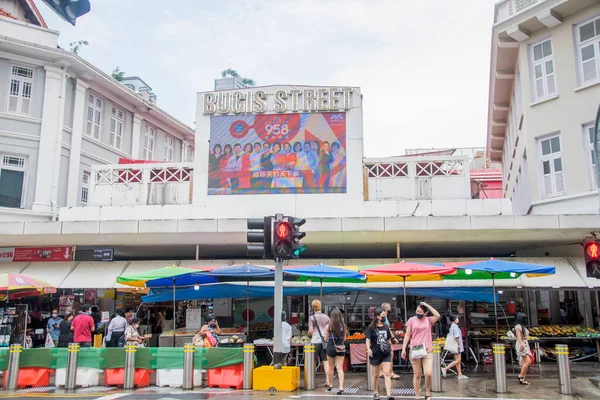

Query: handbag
[
  {"left": 206, "top": 331, "right": 218, "bottom": 347},
  {"left": 313, "top": 315, "right": 327, "bottom": 350},
  {"left": 410, "top": 318, "right": 431, "bottom": 359},
  {"left": 443, "top": 333, "right": 458, "bottom": 354}
]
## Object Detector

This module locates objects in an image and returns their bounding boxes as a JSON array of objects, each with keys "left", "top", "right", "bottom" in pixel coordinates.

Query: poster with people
[{"left": 208, "top": 112, "right": 346, "bottom": 195}]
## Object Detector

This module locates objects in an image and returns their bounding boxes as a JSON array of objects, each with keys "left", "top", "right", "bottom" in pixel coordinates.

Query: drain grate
[
  {"left": 198, "top": 388, "right": 234, "bottom": 393},
  {"left": 391, "top": 388, "right": 416, "bottom": 395},
  {"left": 15, "top": 386, "right": 56, "bottom": 393},
  {"left": 77, "top": 386, "right": 117, "bottom": 393},
  {"left": 340, "top": 387, "right": 359, "bottom": 394}
]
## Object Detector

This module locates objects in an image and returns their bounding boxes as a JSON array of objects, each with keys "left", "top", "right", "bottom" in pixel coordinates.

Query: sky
[{"left": 37, "top": 0, "right": 496, "bottom": 157}]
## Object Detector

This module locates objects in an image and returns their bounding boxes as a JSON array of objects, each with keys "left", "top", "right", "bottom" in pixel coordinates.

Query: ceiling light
[
  {"left": 306, "top": 279, "right": 312, "bottom": 286},
  {"left": 510, "top": 272, "right": 517, "bottom": 278},
  {"left": 498, "top": 290, "right": 504, "bottom": 294},
  {"left": 552, "top": 285, "right": 560, "bottom": 289},
  {"left": 194, "top": 284, "right": 199, "bottom": 291},
  {"left": 588, "top": 286, "right": 595, "bottom": 289},
  {"left": 369, "top": 296, "right": 373, "bottom": 300},
  {"left": 465, "top": 269, "right": 472, "bottom": 275},
  {"left": 392, "top": 297, "right": 396, "bottom": 301}
]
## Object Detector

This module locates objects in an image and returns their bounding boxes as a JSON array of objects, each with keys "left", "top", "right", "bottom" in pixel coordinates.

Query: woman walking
[
  {"left": 366, "top": 307, "right": 395, "bottom": 400},
  {"left": 514, "top": 312, "right": 532, "bottom": 385},
  {"left": 402, "top": 302, "right": 440, "bottom": 400},
  {"left": 441, "top": 314, "right": 467, "bottom": 379},
  {"left": 324, "top": 309, "right": 347, "bottom": 395}
]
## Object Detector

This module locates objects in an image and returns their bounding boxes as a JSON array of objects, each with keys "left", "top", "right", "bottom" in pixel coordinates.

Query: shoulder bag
[
  {"left": 313, "top": 315, "right": 327, "bottom": 350},
  {"left": 410, "top": 319, "right": 430, "bottom": 359}
]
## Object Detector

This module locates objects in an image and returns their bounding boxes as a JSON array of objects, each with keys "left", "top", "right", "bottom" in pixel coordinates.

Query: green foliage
[
  {"left": 112, "top": 67, "right": 125, "bottom": 82},
  {"left": 221, "top": 68, "right": 256, "bottom": 87},
  {"left": 69, "top": 40, "right": 89, "bottom": 55}
]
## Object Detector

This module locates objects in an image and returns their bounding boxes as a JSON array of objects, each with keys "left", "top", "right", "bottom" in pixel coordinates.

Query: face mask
[
  {"left": 416, "top": 313, "right": 424, "bottom": 319},
  {"left": 134, "top": 324, "right": 139, "bottom": 329},
  {"left": 52, "top": 314, "right": 58, "bottom": 318}
]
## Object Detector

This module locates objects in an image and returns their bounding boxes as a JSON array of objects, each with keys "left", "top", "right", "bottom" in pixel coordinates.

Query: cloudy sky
[{"left": 37, "top": 0, "right": 496, "bottom": 157}]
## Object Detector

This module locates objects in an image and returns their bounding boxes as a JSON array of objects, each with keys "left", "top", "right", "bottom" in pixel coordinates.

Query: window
[
  {"left": 584, "top": 123, "right": 598, "bottom": 190},
  {"left": 7, "top": 65, "right": 34, "bottom": 115},
  {"left": 539, "top": 135, "right": 564, "bottom": 198},
  {"left": 81, "top": 171, "right": 90, "bottom": 205},
  {"left": 530, "top": 39, "right": 556, "bottom": 101},
  {"left": 109, "top": 107, "right": 124, "bottom": 150},
  {"left": 576, "top": 16, "right": 600, "bottom": 85},
  {"left": 0, "top": 155, "right": 26, "bottom": 208},
  {"left": 143, "top": 126, "right": 155, "bottom": 160},
  {"left": 86, "top": 94, "right": 102, "bottom": 139},
  {"left": 164, "top": 136, "right": 174, "bottom": 161},
  {"left": 188, "top": 146, "right": 195, "bottom": 162}
]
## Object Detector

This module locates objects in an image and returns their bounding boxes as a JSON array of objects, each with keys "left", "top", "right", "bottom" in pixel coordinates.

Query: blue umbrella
[{"left": 283, "top": 263, "right": 364, "bottom": 301}]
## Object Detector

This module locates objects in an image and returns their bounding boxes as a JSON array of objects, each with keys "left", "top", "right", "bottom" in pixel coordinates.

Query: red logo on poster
[{"left": 230, "top": 114, "right": 301, "bottom": 144}]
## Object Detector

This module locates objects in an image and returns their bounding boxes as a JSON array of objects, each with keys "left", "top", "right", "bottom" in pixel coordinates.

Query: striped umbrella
[{"left": 0, "top": 273, "right": 57, "bottom": 301}]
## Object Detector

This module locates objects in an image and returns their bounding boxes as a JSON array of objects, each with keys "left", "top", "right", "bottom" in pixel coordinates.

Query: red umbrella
[{"left": 360, "top": 262, "right": 456, "bottom": 321}]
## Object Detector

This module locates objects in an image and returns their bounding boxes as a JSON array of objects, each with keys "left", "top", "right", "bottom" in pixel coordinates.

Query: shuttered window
[
  {"left": 530, "top": 39, "right": 556, "bottom": 101},
  {"left": 86, "top": 94, "right": 103, "bottom": 139},
  {"left": 110, "top": 107, "right": 124, "bottom": 150},
  {"left": 577, "top": 17, "right": 600, "bottom": 85},
  {"left": 7, "top": 66, "right": 34, "bottom": 116},
  {"left": 584, "top": 123, "right": 598, "bottom": 190},
  {"left": 539, "top": 135, "right": 564, "bottom": 198}
]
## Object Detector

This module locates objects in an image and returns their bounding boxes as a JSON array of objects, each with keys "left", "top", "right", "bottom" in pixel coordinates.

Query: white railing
[
  {"left": 90, "top": 163, "right": 193, "bottom": 206},
  {"left": 494, "top": 0, "right": 541, "bottom": 24}
]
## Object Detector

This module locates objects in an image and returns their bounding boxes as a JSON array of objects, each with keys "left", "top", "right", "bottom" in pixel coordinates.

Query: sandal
[
  {"left": 391, "top": 374, "right": 401, "bottom": 380},
  {"left": 337, "top": 389, "right": 344, "bottom": 395},
  {"left": 374, "top": 393, "right": 380, "bottom": 400},
  {"left": 327, "top": 386, "right": 334, "bottom": 392},
  {"left": 518, "top": 376, "right": 530, "bottom": 385},
  {"left": 425, "top": 395, "right": 431, "bottom": 400}
]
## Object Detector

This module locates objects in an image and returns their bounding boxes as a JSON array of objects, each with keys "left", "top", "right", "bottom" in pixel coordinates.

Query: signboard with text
[
  {"left": 75, "top": 249, "right": 114, "bottom": 262},
  {"left": 0, "top": 247, "right": 72, "bottom": 262}
]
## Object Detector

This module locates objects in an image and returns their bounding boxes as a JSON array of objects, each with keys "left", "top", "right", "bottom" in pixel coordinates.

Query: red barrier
[
  {"left": 207, "top": 363, "right": 244, "bottom": 389},
  {"left": 3, "top": 368, "right": 51, "bottom": 388},
  {"left": 104, "top": 368, "right": 152, "bottom": 387}
]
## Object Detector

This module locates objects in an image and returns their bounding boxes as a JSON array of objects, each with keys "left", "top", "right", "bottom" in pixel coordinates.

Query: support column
[
  {"left": 32, "top": 66, "right": 67, "bottom": 213},
  {"left": 131, "top": 114, "right": 143, "bottom": 159},
  {"left": 66, "top": 79, "right": 89, "bottom": 207}
]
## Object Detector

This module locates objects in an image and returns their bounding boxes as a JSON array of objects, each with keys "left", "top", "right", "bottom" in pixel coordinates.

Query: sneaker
[
  {"left": 457, "top": 375, "right": 469, "bottom": 380},
  {"left": 441, "top": 367, "right": 447, "bottom": 378}
]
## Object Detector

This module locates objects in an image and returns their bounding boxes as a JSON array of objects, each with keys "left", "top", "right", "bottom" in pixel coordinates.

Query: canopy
[
  {"left": 0, "top": 273, "right": 56, "bottom": 301},
  {"left": 193, "top": 264, "right": 274, "bottom": 281},
  {"left": 116, "top": 266, "right": 215, "bottom": 288},
  {"left": 360, "top": 262, "right": 457, "bottom": 277},
  {"left": 442, "top": 259, "right": 556, "bottom": 280},
  {"left": 283, "top": 264, "right": 363, "bottom": 280}
]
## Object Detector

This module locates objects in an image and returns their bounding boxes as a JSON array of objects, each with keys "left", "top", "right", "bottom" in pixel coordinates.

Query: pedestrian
[
  {"left": 441, "top": 314, "right": 468, "bottom": 380},
  {"left": 514, "top": 312, "right": 532, "bottom": 385},
  {"left": 70, "top": 304, "right": 95, "bottom": 347},
  {"left": 106, "top": 309, "right": 127, "bottom": 347},
  {"left": 381, "top": 302, "right": 401, "bottom": 380},
  {"left": 57, "top": 313, "right": 74, "bottom": 348},
  {"left": 402, "top": 302, "right": 440, "bottom": 400},
  {"left": 324, "top": 309, "right": 347, "bottom": 395},
  {"left": 281, "top": 312, "right": 292, "bottom": 366},
  {"left": 125, "top": 318, "right": 149, "bottom": 347},
  {"left": 46, "top": 309, "right": 62, "bottom": 347},
  {"left": 308, "top": 299, "right": 331, "bottom": 388},
  {"left": 366, "top": 307, "right": 394, "bottom": 400}
]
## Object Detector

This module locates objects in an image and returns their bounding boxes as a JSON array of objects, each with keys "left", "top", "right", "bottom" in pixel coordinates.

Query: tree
[
  {"left": 221, "top": 68, "right": 255, "bottom": 87},
  {"left": 112, "top": 67, "right": 125, "bottom": 82},
  {"left": 69, "top": 40, "right": 89, "bottom": 55}
]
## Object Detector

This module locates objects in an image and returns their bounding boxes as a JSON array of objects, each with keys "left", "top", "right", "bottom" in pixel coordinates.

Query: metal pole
[
  {"left": 183, "top": 343, "right": 195, "bottom": 390},
  {"left": 493, "top": 274, "right": 499, "bottom": 342},
  {"left": 65, "top": 343, "right": 80, "bottom": 390},
  {"left": 432, "top": 343, "right": 442, "bottom": 392},
  {"left": 303, "top": 344, "right": 315, "bottom": 390},
  {"left": 320, "top": 278, "right": 323, "bottom": 303},
  {"left": 492, "top": 343, "right": 507, "bottom": 393},
  {"left": 124, "top": 344, "right": 137, "bottom": 389},
  {"left": 173, "top": 278, "right": 176, "bottom": 347},
  {"left": 366, "top": 347, "right": 373, "bottom": 391},
  {"left": 5, "top": 344, "right": 22, "bottom": 390},
  {"left": 403, "top": 277, "right": 407, "bottom": 323},
  {"left": 273, "top": 257, "right": 283, "bottom": 366},
  {"left": 556, "top": 344, "right": 572, "bottom": 395},
  {"left": 246, "top": 280, "right": 250, "bottom": 337},
  {"left": 243, "top": 344, "right": 255, "bottom": 390}
]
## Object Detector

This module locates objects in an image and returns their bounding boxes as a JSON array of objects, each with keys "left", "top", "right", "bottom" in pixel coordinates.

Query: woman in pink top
[{"left": 401, "top": 302, "right": 440, "bottom": 400}]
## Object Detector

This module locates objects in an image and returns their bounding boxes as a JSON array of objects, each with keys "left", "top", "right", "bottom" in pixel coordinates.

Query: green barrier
[
  {"left": 20, "top": 348, "right": 53, "bottom": 369},
  {"left": 103, "top": 347, "right": 153, "bottom": 370},
  {"left": 0, "top": 348, "right": 8, "bottom": 371},
  {"left": 193, "top": 347, "right": 244, "bottom": 370},
  {"left": 151, "top": 347, "right": 184, "bottom": 369}
]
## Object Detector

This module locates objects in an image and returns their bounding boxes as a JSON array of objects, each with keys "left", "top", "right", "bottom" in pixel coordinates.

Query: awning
[
  {"left": 20, "top": 262, "right": 75, "bottom": 288},
  {"left": 114, "top": 261, "right": 181, "bottom": 288},
  {"left": 60, "top": 261, "right": 128, "bottom": 289}
]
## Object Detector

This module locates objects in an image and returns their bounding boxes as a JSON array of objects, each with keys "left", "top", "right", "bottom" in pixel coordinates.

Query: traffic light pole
[{"left": 273, "top": 257, "right": 284, "bottom": 367}]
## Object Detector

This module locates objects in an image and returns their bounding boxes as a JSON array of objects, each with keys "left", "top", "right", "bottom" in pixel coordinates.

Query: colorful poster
[
  {"left": 208, "top": 112, "right": 346, "bottom": 195},
  {"left": 0, "top": 247, "right": 72, "bottom": 262}
]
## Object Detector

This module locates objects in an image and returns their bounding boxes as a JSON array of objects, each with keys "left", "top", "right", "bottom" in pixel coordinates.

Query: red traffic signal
[
  {"left": 584, "top": 238, "right": 600, "bottom": 279},
  {"left": 274, "top": 222, "right": 291, "bottom": 240},
  {"left": 585, "top": 241, "right": 600, "bottom": 259}
]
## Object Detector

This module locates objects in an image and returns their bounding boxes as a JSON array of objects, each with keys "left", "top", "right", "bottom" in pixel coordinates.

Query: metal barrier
[
  {"left": 366, "top": 347, "right": 373, "bottom": 391},
  {"left": 243, "top": 344, "right": 254, "bottom": 390},
  {"left": 303, "top": 344, "right": 315, "bottom": 390},
  {"left": 432, "top": 343, "right": 442, "bottom": 392},
  {"left": 492, "top": 343, "right": 507, "bottom": 393},
  {"left": 182, "top": 343, "right": 195, "bottom": 390},
  {"left": 65, "top": 343, "right": 80, "bottom": 390},
  {"left": 124, "top": 344, "right": 137, "bottom": 389},
  {"left": 556, "top": 344, "right": 572, "bottom": 395},
  {"left": 5, "top": 344, "right": 22, "bottom": 390}
]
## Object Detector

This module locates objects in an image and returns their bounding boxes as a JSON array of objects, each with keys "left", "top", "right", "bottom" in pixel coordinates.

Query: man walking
[
  {"left": 46, "top": 309, "right": 62, "bottom": 347},
  {"left": 308, "top": 300, "right": 331, "bottom": 387},
  {"left": 71, "top": 304, "right": 95, "bottom": 347}
]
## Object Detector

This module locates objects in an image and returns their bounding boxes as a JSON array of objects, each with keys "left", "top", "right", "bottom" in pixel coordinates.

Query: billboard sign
[
  {"left": 0, "top": 246, "right": 73, "bottom": 262},
  {"left": 208, "top": 112, "right": 346, "bottom": 195}
]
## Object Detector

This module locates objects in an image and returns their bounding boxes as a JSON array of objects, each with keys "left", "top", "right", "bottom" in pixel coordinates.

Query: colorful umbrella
[
  {"left": 360, "top": 262, "right": 457, "bottom": 321},
  {"left": 0, "top": 273, "right": 56, "bottom": 301},
  {"left": 283, "top": 264, "right": 364, "bottom": 301}
]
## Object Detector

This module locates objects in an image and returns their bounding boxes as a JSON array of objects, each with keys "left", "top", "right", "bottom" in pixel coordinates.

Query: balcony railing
[{"left": 494, "top": 0, "right": 540, "bottom": 24}]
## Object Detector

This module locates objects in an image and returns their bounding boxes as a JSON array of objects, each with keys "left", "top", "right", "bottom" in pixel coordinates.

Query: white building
[
  {"left": 0, "top": 3, "right": 195, "bottom": 222},
  {"left": 488, "top": 0, "right": 600, "bottom": 215}
]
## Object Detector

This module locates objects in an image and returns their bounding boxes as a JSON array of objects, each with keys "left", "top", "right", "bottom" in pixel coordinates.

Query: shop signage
[
  {"left": 75, "top": 249, "right": 114, "bottom": 262},
  {"left": 203, "top": 87, "right": 353, "bottom": 115},
  {"left": 0, "top": 246, "right": 72, "bottom": 262}
]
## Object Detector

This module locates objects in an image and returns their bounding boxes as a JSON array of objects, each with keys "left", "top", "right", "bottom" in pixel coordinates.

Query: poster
[
  {"left": 208, "top": 112, "right": 346, "bottom": 195},
  {"left": 0, "top": 247, "right": 72, "bottom": 262}
]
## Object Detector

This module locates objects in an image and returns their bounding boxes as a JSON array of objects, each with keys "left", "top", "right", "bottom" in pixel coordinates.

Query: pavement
[{"left": 0, "top": 363, "right": 598, "bottom": 400}]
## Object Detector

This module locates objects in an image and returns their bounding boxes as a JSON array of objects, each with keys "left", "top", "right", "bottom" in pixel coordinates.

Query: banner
[
  {"left": 0, "top": 247, "right": 72, "bottom": 262},
  {"left": 208, "top": 112, "right": 346, "bottom": 195}
]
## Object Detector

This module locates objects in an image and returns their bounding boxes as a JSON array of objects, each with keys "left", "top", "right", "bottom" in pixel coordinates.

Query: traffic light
[
  {"left": 40, "top": 0, "right": 91, "bottom": 26},
  {"left": 246, "top": 217, "right": 272, "bottom": 258},
  {"left": 272, "top": 219, "right": 293, "bottom": 259},
  {"left": 291, "top": 217, "right": 307, "bottom": 258},
  {"left": 584, "top": 238, "right": 600, "bottom": 279}
]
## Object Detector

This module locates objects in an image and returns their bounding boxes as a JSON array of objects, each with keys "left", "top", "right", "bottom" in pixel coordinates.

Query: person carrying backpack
[{"left": 366, "top": 307, "right": 394, "bottom": 400}]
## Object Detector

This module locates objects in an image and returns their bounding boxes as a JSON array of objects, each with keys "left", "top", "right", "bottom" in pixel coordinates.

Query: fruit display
[
  {"left": 469, "top": 329, "right": 498, "bottom": 339},
  {"left": 220, "top": 327, "right": 245, "bottom": 334},
  {"left": 433, "top": 337, "right": 445, "bottom": 346},
  {"left": 529, "top": 325, "right": 599, "bottom": 338},
  {"left": 249, "top": 322, "right": 273, "bottom": 330},
  {"left": 292, "top": 331, "right": 311, "bottom": 344},
  {"left": 346, "top": 333, "right": 366, "bottom": 341}
]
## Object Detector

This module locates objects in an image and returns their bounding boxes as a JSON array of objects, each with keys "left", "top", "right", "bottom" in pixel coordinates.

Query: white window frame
[
  {"left": 7, "top": 65, "right": 34, "bottom": 116},
  {"left": 143, "top": 125, "right": 155, "bottom": 160},
  {"left": 583, "top": 123, "right": 598, "bottom": 190},
  {"left": 538, "top": 134, "right": 565, "bottom": 198},
  {"left": 164, "top": 135, "right": 174, "bottom": 162},
  {"left": 576, "top": 16, "right": 600, "bottom": 86},
  {"left": 188, "top": 146, "right": 195, "bottom": 162},
  {"left": 86, "top": 94, "right": 103, "bottom": 140},
  {"left": 81, "top": 170, "right": 90, "bottom": 205},
  {"left": 530, "top": 38, "right": 556, "bottom": 102},
  {"left": 109, "top": 107, "right": 124, "bottom": 150},
  {"left": 0, "top": 154, "right": 27, "bottom": 208}
]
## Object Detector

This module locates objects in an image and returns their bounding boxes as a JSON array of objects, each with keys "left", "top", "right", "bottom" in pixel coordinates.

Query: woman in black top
[
  {"left": 57, "top": 313, "right": 74, "bottom": 348},
  {"left": 366, "top": 307, "right": 394, "bottom": 400},
  {"left": 324, "top": 309, "right": 347, "bottom": 395}
]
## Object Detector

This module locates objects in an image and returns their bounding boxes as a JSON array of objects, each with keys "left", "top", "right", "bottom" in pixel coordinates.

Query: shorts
[
  {"left": 314, "top": 343, "right": 327, "bottom": 363},
  {"left": 369, "top": 351, "right": 392, "bottom": 366},
  {"left": 326, "top": 344, "right": 345, "bottom": 358}
]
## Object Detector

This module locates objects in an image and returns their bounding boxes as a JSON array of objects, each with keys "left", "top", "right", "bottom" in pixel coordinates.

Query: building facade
[
  {"left": 0, "top": 5, "right": 195, "bottom": 222},
  {"left": 488, "top": 0, "right": 600, "bottom": 215}
]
